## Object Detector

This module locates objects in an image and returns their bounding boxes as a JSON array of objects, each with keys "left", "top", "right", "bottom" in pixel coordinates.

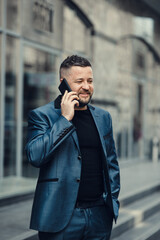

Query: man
[{"left": 26, "top": 55, "right": 120, "bottom": 240}]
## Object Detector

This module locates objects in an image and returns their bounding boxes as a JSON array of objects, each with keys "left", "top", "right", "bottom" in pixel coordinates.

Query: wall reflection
[
  {"left": 22, "top": 46, "right": 57, "bottom": 177},
  {"left": 4, "top": 36, "right": 19, "bottom": 176}
]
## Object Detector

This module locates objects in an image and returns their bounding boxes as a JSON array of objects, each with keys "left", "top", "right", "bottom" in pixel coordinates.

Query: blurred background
[{"left": 0, "top": 0, "right": 160, "bottom": 240}]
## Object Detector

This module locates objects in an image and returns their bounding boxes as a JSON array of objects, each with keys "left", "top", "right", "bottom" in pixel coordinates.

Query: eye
[
  {"left": 88, "top": 79, "right": 93, "bottom": 83},
  {"left": 76, "top": 80, "right": 83, "bottom": 83}
]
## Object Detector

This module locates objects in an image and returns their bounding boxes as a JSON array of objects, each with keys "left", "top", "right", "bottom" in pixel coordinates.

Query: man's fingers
[
  {"left": 66, "top": 91, "right": 77, "bottom": 99},
  {"left": 61, "top": 90, "right": 68, "bottom": 102},
  {"left": 72, "top": 100, "right": 79, "bottom": 107},
  {"left": 70, "top": 95, "right": 79, "bottom": 102},
  {"left": 61, "top": 91, "right": 79, "bottom": 121},
  {"left": 63, "top": 91, "right": 79, "bottom": 102}
]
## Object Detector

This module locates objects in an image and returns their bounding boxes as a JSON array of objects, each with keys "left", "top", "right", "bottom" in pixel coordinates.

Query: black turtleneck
[{"left": 72, "top": 107, "right": 104, "bottom": 202}]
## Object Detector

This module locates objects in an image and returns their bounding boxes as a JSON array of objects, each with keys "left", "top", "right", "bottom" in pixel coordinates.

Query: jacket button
[
  {"left": 78, "top": 155, "right": 82, "bottom": 160},
  {"left": 76, "top": 178, "right": 80, "bottom": 182}
]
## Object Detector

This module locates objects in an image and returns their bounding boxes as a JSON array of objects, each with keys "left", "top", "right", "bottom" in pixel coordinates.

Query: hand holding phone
[
  {"left": 58, "top": 78, "right": 84, "bottom": 108},
  {"left": 58, "top": 78, "right": 79, "bottom": 120}
]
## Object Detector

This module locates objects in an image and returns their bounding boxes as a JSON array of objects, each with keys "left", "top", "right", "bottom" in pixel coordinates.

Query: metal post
[
  {"left": 0, "top": 0, "right": 6, "bottom": 178},
  {"left": 16, "top": 0, "right": 23, "bottom": 177},
  {"left": 16, "top": 39, "right": 23, "bottom": 177}
]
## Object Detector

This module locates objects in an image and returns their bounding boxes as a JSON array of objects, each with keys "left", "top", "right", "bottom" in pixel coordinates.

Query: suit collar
[
  {"left": 88, "top": 104, "right": 95, "bottom": 111},
  {"left": 54, "top": 95, "right": 62, "bottom": 109}
]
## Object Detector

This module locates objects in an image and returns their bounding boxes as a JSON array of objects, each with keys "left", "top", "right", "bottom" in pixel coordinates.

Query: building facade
[{"left": 0, "top": 0, "right": 160, "bottom": 179}]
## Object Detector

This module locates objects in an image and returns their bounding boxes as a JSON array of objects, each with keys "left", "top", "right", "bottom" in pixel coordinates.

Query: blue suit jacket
[{"left": 26, "top": 96, "right": 120, "bottom": 232}]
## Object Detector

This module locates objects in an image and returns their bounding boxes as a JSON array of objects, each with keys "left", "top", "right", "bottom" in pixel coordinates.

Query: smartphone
[
  {"left": 58, "top": 78, "right": 72, "bottom": 95},
  {"left": 58, "top": 78, "right": 83, "bottom": 107}
]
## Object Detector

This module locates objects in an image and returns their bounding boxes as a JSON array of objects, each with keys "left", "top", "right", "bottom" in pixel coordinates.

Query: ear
[{"left": 60, "top": 78, "right": 63, "bottom": 83}]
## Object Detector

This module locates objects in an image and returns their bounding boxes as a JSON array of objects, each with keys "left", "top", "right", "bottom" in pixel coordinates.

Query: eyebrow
[{"left": 75, "top": 77, "right": 93, "bottom": 81}]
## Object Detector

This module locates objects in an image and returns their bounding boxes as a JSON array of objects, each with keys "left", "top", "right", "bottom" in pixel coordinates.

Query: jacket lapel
[
  {"left": 88, "top": 105, "right": 107, "bottom": 158},
  {"left": 89, "top": 105, "right": 112, "bottom": 199},
  {"left": 71, "top": 130, "right": 81, "bottom": 154},
  {"left": 54, "top": 95, "right": 81, "bottom": 153}
]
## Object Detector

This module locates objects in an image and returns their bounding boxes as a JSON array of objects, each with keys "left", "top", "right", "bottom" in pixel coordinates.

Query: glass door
[
  {"left": 4, "top": 36, "right": 19, "bottom": 176},
  {"left": 132, "top": 83, "right": 143, "bottom": 158},
  {"left": 22, "top": 45, "right": 58, "bottom": 178},
  {"left": 0, "top": 33, "right": 3, "bottom": 178}
]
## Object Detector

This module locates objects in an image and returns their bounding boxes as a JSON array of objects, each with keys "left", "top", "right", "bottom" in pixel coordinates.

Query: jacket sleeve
[
  {"left": 106, "top": 113, "right": 120, "bottom": 220},
  {"left": 25, "top": 109, "right": 76, "bottom": 168}
]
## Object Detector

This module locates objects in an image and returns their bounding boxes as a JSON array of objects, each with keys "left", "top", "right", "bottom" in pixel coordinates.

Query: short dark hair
[{"left": 59, "top": 55, "right": 91, "bottom": 78}]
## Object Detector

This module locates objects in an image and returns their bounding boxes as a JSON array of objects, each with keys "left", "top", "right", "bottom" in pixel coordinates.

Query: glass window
[
  {"left": 33, "top": 0, "right": 54, "bottom": 33},
  {"left": 23, "top": 46, "right": 58, "bottom": 178},
  {"left": 6, "top": 0, "right": 21, "bottom": 32},
  {"left": 0, "top": 34, "right": 1, "bottom": 72},
  {"left": 133, "top": 16, "right": 154, "bottom": 45},
  {"left": 0, "top": 34, "right": 2, "bottom": 177},
  {"left": 0, "top": 34, "right": 1, "bottom": 127},
  {"left": 4, "top": 36, "right": 19, "bottom": 176},
  {"left": 0, "top": 0, "right": 3, "bottom": 26}
]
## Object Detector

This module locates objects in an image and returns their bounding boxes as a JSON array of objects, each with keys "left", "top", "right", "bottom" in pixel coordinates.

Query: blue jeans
[{"left": 38, "top": 205, "right": 113, "bottom": 240}]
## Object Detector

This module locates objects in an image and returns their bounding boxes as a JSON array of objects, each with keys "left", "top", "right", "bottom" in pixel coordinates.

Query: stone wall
[{"left": 71, "top": 0, "right": 160, "bottom": 158}]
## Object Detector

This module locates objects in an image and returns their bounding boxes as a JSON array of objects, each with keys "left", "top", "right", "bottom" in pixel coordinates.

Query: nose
[{"left": 82, "top": 81, "right": 89, "bottom": 90}]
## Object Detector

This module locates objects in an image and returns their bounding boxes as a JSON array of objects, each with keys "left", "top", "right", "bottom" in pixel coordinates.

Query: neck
[{"left": 74, "top": 105, "right": 88, "bottom": 111}]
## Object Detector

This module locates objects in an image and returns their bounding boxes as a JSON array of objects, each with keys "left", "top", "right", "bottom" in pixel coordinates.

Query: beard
[{"left": 78, "top": 91, "right": 92, "bottom": 107}]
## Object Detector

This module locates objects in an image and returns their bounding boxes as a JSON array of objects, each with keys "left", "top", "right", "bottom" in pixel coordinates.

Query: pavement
[
  {"left": 0, "top": 159, "right": 160, "bottom": 240},
  {"left": 118, "top": 159, "right": 160, "bottom": 202},
  {"left": 0, "top": 177, "right": 36, "bottom": 204},
  {"left": 111, "top": 159, "right": 160, "bottom": 240}
]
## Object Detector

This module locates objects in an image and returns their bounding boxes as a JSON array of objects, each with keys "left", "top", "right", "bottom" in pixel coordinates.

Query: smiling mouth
[
  {"left": 80, "top": 93, "right": 89, "bottom": 97},
  {"left": 79, "top": 92, "right": 90, "bottom": 97}
]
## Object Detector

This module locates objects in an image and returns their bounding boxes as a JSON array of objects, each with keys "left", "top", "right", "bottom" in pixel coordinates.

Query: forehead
[{"left": 68, "top": 66, "right": 93, "bottom": 77}]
